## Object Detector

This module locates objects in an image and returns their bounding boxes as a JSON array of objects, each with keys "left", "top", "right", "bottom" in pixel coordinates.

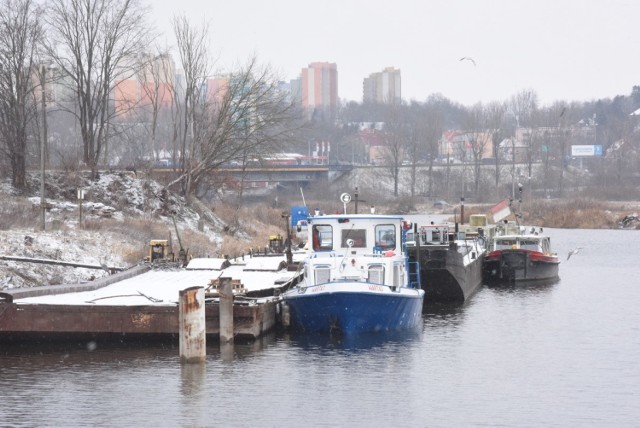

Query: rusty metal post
[
  {"left": 179, "top": 286, "right": 206, "bottom": 364},
  {"left": 219, "top": 277, "right": 234, "bottom": 343}
]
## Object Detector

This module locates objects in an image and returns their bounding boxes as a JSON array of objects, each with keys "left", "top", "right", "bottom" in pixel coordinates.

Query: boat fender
[{"left": 384, "top": 250, "right": 395, "bottom": 257}]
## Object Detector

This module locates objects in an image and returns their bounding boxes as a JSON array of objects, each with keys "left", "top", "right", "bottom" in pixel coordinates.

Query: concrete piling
[
  {"left": 219, "top": 277, "right": 234, "bottom": 343},
  {"left": 179, "top": 286, "right": 206, "bottom": 364}
]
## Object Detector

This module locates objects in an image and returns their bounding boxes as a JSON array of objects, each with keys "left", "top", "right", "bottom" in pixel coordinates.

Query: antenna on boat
[{"left": 299, "top": 187, "right": 307, "bottom": 209}]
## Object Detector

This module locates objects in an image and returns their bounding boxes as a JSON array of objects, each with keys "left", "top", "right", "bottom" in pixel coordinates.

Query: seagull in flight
[
  {"left": 459, "top": 56, "right": 476, "bottom": 66},
  {"left": 566, "top": 247, "right": 583, "bottom": 260}
]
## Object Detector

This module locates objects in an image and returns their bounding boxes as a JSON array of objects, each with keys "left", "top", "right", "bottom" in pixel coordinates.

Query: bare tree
[
  {"left": 421, "top": 97, "right": 445, "bottom": 199},
  {"left": 45, "top": 0, "right": 151, "bottom": 178},
  {"left": 461, "top": 103, "right": 493, "bottom": 200},
  {"left": 167, "top": 57, "right": 302, "bottom": 199},
  {"left": 484, "top": 102, "right": 506, "bottom": 199},
  {"left": 379, "top": 103, "right": 405, "bottom": 197},
  {"left": 138, "top": 51, "right": 174, "bottom": 160},
  {"left": 0, "top": 0, "right": 42, "bottom": 190},
  {"left": 171, "top": 14, "right": 211, "bottom": 195}
]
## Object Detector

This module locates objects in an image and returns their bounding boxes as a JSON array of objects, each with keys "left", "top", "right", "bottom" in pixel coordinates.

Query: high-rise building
[
  {"left": 297, "top": 62, "right": 338, "bottom": 121},
  {"left": 114, "top": 53, "right": 175, "bottom": 116},
  {"left": 363, "top": 67, "right": 401, "bottom": 104}
]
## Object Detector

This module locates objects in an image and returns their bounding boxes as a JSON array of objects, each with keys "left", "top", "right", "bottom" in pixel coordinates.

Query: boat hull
[
  {"left": 408, "top": 247, "right": 483, "bottom": 302},
  {"left": 483, "top": 250, "right": 560, "bottom": 282},
  {"left": 283, "top": 283, "right": 424, "bottom": 334}
]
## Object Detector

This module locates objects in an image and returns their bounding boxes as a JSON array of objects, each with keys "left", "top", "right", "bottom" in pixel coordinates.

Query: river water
[{"left": 2, "top": 228, "right": 639, "bottom": 427}]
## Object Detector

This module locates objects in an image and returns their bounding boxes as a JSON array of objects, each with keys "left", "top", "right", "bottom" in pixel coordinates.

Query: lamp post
[
  {"left": 281, "top": 211, "right": 292, "bottom": 265},
  {"left": 40, "top": 65, "right": 48, "bottom": 231},
  {"left": 78, "top": 188, "right": 86, "bottom": 226}
]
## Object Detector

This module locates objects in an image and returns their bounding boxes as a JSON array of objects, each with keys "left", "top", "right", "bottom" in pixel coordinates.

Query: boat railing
[
  {"left": 309, "top": 248, "right": 394, "bottom": 259},
  {"left": 455, "top": 237, "right": 485, "bottom": 262}
]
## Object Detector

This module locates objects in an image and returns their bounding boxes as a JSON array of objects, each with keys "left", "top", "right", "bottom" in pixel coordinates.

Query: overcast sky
[{"left": 151, "top": 0, "right": 640, "bottom": 107}]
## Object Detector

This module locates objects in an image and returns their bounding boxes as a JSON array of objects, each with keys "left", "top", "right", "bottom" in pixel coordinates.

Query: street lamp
[
  {"left": 281, "top": 211, "right": 292, "bottom": 265},
  {"left": 40, "top": 64, "right": 48, "bottom": 231}
]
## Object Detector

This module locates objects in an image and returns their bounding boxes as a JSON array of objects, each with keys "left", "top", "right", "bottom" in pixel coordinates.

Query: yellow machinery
[
  {"left": 268, "top": 234, "right": 284, "bottom": 253},
  {"left": 149, "top": 239, "right": 170, "bottom": 262}
]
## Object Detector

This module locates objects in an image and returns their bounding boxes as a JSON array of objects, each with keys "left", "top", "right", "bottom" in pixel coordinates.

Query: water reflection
[
  {"left": 285, "top": 327, "right": 423, "bottom": 352},
  {"left": 180, "top": 361, "right": 206, "bottom": 397},
  {"left": 484, "top": 277, "right": 559, "bottom": 296},
  {"left": 422, "top": 301, "right": 469, "bottom": 331}
]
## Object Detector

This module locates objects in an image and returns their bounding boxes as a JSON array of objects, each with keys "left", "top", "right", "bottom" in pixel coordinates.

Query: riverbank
[
  {"left": 460, "top": 198, "right": 640, "bottom": 229},
  {"left": 1, "top": 171, "right": 638, "bottom": 290}
]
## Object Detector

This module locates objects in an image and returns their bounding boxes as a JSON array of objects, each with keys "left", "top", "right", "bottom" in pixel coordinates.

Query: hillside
[{"left": 0, "top": 171, "right": 235, "bottom": 290}]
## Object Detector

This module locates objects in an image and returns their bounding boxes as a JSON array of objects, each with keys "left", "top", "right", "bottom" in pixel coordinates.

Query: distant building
[
  {"left": 114, "top": 53, "right": 175, "bottom": 117},
  {"left": 205, "top": 76, "right": 229, "bottom": 106},
  {"left": 363, "top": 67, "right": 401, "bottom": 104},
  {"left": 295, "top": 62, "right": 338, "bottom": 122},
  {"left": 440, "top": 130, "right": 494, "bottom": 161}
]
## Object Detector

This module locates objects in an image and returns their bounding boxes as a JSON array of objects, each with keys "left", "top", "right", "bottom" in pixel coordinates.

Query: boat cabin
[
  {"left": 304, "top": 214, "right": 415, "bottom": 288},
  {"left": 405, "top": 224, "right": 451, "bottom": 247},
  {"left": 310, "top": 215, "right": 402, "bottom": 255},
  {"left": 491, "top": 235, "right": 553, "bottom": 255}
]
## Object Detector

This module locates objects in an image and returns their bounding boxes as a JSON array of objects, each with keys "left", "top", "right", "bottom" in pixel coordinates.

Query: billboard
[{"left": 571, "top": 145, "right": 603, "bottom": 157}]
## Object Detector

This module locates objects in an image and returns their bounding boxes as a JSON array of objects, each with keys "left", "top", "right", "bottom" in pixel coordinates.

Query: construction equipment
[
  {"left": 172, "top": 214, "right": 189, "bottom": 266},
  {"left": 268, "top": 234, "right": 285, "bottom": 253},
  {"left": 149, "top": 239, "right": 170, "bottom": 262}
]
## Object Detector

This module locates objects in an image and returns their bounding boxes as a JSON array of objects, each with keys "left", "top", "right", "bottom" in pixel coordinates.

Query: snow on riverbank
[{"left": 0, "top": 172, "right": 222, "bottom": 290}]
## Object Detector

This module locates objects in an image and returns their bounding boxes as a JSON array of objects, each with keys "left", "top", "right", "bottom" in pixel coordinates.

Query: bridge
[{"left": 151, "top": 163, "right": 353, "bottom": 185}]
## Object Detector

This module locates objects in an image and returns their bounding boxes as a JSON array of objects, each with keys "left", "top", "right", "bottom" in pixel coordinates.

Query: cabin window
[
  {"left": 368, "top": 265, "right": 384, "bottom": 284},
  {"left": 375, "top": 224, "right": 396, "bottom": 250},
  {"left": 496, "top": 239, "right": 516, "bottom": 249},
  {"left": 341, "top": 229, "right": 367, "bottom": 248},
  {"left": 314, "top": 265, "right": 331, "bottom": 285},
  {"left": 312, "top": 225, "right": 333, "bottom": 250},
  {"left": 519, "top": 240, "right": 539, "bottom": 251}
]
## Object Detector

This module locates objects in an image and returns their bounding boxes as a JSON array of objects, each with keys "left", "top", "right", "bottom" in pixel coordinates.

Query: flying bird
[
  {"left": 459, "top": 56, "right": 476, "bottom": 66},
  {"left": 566, "top": 247, "right": 583, "bottom": 260}
]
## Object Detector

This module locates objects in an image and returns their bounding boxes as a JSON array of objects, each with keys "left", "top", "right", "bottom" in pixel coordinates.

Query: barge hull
[
  {"left": 0, "top": 301, "right": 276, "bottom": 343},
  {"left": 409, "top": 247, "right": 483, "bottom": 303}
]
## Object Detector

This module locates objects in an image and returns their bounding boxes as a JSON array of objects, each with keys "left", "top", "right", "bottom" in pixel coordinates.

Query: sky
[{"left": 151, "top": 0, "right": 640, "bottom": 107}]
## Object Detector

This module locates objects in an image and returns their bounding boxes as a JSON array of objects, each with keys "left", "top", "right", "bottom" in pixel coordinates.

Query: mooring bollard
[
  {"left": 179, "top": 286, "right": 206, "bottom": 364},
  {"left": 219, "top": 277, "right": 234, "bottom": 343}
]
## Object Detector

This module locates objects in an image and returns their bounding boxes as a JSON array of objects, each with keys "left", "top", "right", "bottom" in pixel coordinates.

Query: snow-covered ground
[{"left": 0, "top": 172, "right": 223, "bottom": 290}]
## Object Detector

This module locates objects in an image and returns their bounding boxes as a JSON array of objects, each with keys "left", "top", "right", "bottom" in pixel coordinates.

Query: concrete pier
[
  {"left": 219, "top": 277, "right": 234, "bottom": 343},
  {"left": 179, "top": 287, "right": 206, "bottom": 364}
]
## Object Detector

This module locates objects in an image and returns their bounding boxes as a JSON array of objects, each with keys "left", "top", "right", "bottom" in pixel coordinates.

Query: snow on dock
[{"left": 16, "top": 255, "right": 300, "bottom": 306}]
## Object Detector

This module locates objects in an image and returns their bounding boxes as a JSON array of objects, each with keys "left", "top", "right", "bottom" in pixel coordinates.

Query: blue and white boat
[{"left": 282, "top": 212, "right": 424, "bottom": 335}]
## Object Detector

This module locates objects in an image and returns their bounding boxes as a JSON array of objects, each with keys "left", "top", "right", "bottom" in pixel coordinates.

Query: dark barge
[{"left": 406, "top": 215, "right": 488, "bottom": 303}]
